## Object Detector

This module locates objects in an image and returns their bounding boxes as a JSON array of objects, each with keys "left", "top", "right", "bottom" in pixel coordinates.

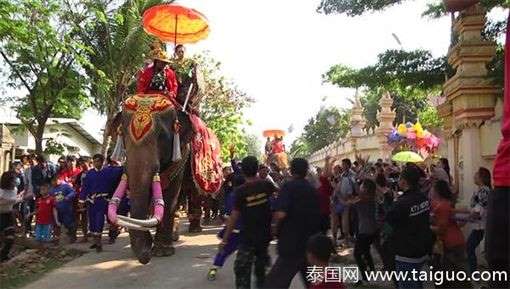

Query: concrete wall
[{"left": 308, "top": 133, "right": 386, "bottom": 168}]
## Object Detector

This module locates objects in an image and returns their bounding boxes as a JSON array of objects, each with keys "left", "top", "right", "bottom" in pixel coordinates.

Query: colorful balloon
[
  {"left": 407, "top": 129, "right": 417, "bottom": 140},
  {"left": 388, "top": 130, "right": 402, "bottom": 143},
  {"left": 397, "top": 123, "right": 407, "bottom": 136},
  {"left": 414, "top": 122, "right": 424, "bottom": 138}
]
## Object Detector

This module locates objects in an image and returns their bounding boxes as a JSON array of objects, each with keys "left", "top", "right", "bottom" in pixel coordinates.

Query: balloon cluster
[{"left": 387, "top": 122, "right": 440, "bottom": 155}]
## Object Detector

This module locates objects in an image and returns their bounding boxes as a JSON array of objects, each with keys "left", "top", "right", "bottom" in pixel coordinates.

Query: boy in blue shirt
[{"left": 49, "top": 176, "right": 77, "bottom": 243}]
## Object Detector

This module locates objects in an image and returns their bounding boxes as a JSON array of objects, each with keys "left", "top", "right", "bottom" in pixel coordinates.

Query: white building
[{"left": 1, "top": 118, "right": 102, "bottom": 162}]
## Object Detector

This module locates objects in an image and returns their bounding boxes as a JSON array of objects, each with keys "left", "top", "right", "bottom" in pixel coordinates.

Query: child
[
  {"left": 0, "top": 171, "right": 23, "bottom": 262},
  {"left": 348, "top": 179, "right": 377, "bottom": 285},
  {"left": 49, "top": 176, "right": 77, "bottom": 243},
  {"left": 306, "top": 233, "right": 345, "bottom": 289},
  {"left": 35, "top": 180, "right": 59, "bottom": 243},
  {"left": 431, "top": 180, "right": 472, "bottom": 289}
]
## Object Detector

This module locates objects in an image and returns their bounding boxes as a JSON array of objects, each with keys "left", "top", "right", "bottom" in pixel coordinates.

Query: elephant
[
  {"left": 110, "top": 96, "right": 196, "bottom": 264},
  {"left": 105, "top": 60, "right": 221, "bottom": 264}
]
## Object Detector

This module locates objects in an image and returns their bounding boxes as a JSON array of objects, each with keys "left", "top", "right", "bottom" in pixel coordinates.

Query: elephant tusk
[
  {"left": 117, "top": 215, "right": 160, "bottom": 227},
  {"left": 117, "top": 219, "right": 153, "bottom": 231}
]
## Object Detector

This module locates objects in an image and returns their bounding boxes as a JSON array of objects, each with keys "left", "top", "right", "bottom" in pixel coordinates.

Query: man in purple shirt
[{"left": 79, "top": 154, "right": 122, "bottom": 252}]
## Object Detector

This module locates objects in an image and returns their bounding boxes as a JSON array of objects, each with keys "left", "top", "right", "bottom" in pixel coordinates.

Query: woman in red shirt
[
  {"left": 431, "top": 180, "right": 472, "bottom": 288},
  {"left": 316, "top": 156, "right": 335, "bottom": 235}
]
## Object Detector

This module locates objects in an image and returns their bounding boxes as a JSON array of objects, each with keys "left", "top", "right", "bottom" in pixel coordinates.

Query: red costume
[
  {"left": 57, "top": 167, "right": 82, "bottom": 187},
  {"left": 271, "top": 139, "right": 285, "bottom": 154},
  {"left": 136, "top": 65, "right": 178, "bottom": 99},
  {"left": 493, "top": 12, "right": 510, "bottom": 187}
]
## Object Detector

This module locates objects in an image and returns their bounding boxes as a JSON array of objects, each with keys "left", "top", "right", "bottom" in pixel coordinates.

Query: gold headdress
[{"left": 148, "top": 41, "right": 171, "bottom": 63}]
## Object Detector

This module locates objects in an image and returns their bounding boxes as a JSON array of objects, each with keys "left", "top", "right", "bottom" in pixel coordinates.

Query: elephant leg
[
  {"left": 153, "top": 175, "right": 183, "bottom": 257},
  {"left": 172, "top": 211, "right": 181, "bottom": 242},
  {"left": 187, "top": 186, "right": 203, "bottom": 233}
]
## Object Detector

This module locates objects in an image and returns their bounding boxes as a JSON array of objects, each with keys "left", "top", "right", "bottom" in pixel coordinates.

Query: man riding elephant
[{"left": 136, "top": 42, "right": 178, "bottom": 100}]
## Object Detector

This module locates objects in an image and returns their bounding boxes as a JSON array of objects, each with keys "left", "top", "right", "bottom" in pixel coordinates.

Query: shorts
[{"left": 35, "top": 224, "right": 52, "bottom": 242}]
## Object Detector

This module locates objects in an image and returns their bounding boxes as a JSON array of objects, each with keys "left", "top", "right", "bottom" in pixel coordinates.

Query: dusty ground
[{"left": 15, "top": 222, "right": 308, "bottom": 289}]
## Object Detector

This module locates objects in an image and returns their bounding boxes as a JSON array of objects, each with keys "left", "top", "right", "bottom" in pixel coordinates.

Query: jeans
[
  {"left": 466, "top": 229, "right": 484, "bottom": 274},
  {"left": 395, "top": 259, "right": 424, "bottom": 289}
]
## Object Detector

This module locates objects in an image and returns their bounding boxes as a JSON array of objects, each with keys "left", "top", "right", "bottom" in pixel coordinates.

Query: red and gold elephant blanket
[
  {"left": 123, "top": 94, "right": 223, "bottom": 194},
  {"left": 189, "top": 115, "right": 223, "bottom": 194}
]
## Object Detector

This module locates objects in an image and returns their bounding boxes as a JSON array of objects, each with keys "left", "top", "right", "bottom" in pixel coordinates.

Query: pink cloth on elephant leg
[
  {"left": 152, "top": 180, "right": 164, "bottom": 222},
  {"left": 108, "top": 178, "right": 128, "bottom": 224}
]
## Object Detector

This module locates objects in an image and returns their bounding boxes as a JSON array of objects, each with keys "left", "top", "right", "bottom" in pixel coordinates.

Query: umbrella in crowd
[{"left": 392, "top": 151, "right": 424, "bottom": 163}]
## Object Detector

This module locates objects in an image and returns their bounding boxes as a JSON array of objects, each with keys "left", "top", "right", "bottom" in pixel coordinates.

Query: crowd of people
[
  {"left": 0, "top": 153, "right": 126, "bottom": 262},
  {"left": 207, "top": 152, "right": 499, "bottom": 289},
  {"left": 0, "top": 150, "right": 504, "bottom": 289}
]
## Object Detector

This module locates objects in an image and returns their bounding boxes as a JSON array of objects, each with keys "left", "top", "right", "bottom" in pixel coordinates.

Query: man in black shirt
[
  {"left": 264, "top": 158, "right": 321, "bottom": 289},
  {"left": 386, "top": 164, "right": 433, "bottom": 289},
  {"left": 220, "top": 156, "right": 277, "bottom": 289}
]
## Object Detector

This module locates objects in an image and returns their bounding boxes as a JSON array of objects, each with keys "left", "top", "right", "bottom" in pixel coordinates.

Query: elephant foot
[
  {"left": 172, "top": 231, "right": 180, "bottom": 242},
  {"left": 188, "top": 219, "right": 202, "bottom": 233},
  {"left": 138, "top": 250, "right": 151, "bottom": 264},
  {"left": 152, "top": 245, "right": 175, "bottom": 257}
]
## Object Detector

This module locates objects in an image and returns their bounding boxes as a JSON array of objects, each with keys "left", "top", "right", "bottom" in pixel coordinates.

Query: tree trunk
[
  {"left": 101, "top": 112, "right": 116, "bottom": 156},
  {"left": 34, "top": 125, "right": 45, "bottom": 155},
  {"left": 101, "top": 118, "right": 112, "bottom": 156}
]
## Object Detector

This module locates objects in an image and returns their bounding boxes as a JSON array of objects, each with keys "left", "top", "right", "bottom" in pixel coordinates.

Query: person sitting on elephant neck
[{"left": 136, "top": 42, "right": 178, "bottom": 100}]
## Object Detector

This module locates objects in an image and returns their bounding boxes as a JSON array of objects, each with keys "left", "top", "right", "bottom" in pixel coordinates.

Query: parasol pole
[
  {"left": 182, "top": 83, "right": 193, "bottom": 112},
  {"left": 174, "top": 14, "right": 178, "bottom": 46}
]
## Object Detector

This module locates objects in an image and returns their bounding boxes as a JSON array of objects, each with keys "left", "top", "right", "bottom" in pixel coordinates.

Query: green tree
[
  {"left": 317, "top": 0, "right": 506, "bottom": 16},
  {"left": 0, "top": 0, "right": 91, "bottom": 153},
  {"left": 64, "top": 0, "right": 167, "bottom": 154},
  {"left": 196, "top": 54, "right": 254, "bottom": 161},
  {"left": 289, "top": 136, "right": 311, "bottom": 159},
  {"left": 418, "top": 106, "right": 443, "bottom": 128},
  {"left": 290, "top": 107, "right": 350, "bottom": 157},
  {"left": 243, "top": 134, "right": 262, "bottom": 159},
  {"left": 324, "top": 49, "right": 447, "bottom": 129}
]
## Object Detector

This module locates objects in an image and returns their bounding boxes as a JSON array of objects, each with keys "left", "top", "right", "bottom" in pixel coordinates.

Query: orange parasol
[
  {"left": 142, "top": 4, "right": 209, "bottom": 44},
  {"left": 263, "top": 129, "right": 286, "bottom": 138}
]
